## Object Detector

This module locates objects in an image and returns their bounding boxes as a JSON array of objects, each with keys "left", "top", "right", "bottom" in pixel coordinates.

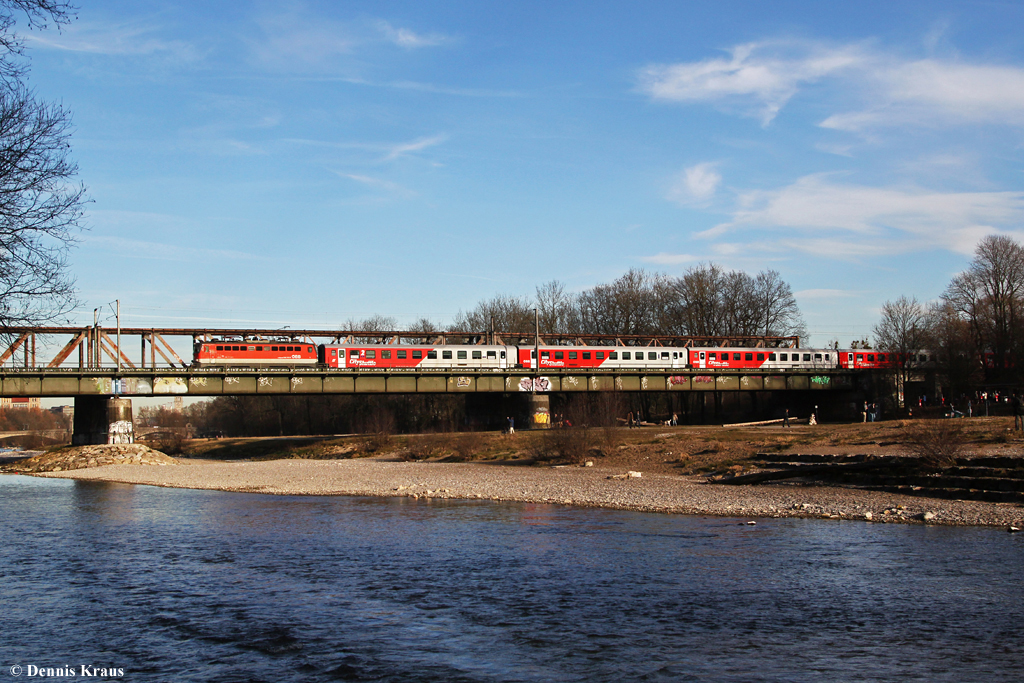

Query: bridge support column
[
  {"left": 72, "top": 397, "right": 134, "bottom": 445},
  {"left": 524, "top": 393, "right": 551, "bottom": 429}
]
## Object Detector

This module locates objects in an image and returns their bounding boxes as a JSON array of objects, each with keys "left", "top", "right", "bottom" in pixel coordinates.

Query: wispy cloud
[
  {"left": 334, "top": 172, "right": 414, "bottom": 198},
  {"left": 27, "top": 20, "right": 201, "bottom": 61},
  {"left": 701, "top": 174, "right": 1024, "bottom": 255},
  {"left": 377, "top": 21, "right": 448, "bottom": 48},
  {"left": 642, "top": 252, "right": 698, "bottom": 265},
  {"left": 382, "top": 134, "right": 447, "bottom": 161},
  {"left": 638, "top": 41, "right": 865, "bottom": 124},
  {"left": 84, "top": 235, "right": 267, "bottom": 262},
  {"left": 639, "top": 39, "right": 1024, "bottom": 130},
  {"left": 249, "top": 10, "right": 355, "bottom": 69},
  {"left": 666, "top": 163, "right": 721, "bottom": 204}
]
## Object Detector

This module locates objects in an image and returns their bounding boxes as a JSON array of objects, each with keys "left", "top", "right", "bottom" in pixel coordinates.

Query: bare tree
[
  {"left": 0, "top": 1, "right": 85, "bottom": 328},
  {"left": 753, "top": 269, "right": 805, "bottom": 338},
  {"left": 451, "top": 294, "right": 534, "bottom": 333},
  {"left": 535, "top": 279, "right": 574, "bottom": 335},
  {"left": 943, "top": 234, "right": 1024, "bottom": 382},
  {"left": 873, "top": 295, "right": 930, "bottom": 405}
]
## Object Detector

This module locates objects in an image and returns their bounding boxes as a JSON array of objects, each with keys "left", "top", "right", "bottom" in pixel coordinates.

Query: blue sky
[{"left": 21, "top": 0, "right": 1024, "bottom": 345}]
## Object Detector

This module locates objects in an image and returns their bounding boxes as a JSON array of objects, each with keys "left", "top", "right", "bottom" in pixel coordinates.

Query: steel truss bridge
[{"left": 0, "top": 326, "right": 858, "bottom": 399}]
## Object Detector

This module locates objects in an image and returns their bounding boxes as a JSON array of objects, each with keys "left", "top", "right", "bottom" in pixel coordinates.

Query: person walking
[
  {"left": 1013, "top": 395, "right": 1024, "bottom": 431},
  {"left": 507, "top": 416, "right": 515, "bottom": 435},
  {"left": 783, "top": 407, "right": 790, "bottom": 428}
]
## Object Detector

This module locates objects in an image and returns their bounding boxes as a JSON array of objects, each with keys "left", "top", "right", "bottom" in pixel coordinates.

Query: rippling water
[{"left": 2, "top": 475, "right": 1023, "bottom": 682}]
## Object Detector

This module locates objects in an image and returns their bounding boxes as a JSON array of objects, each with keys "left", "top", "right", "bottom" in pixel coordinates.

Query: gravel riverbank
[{"left": 30, "top": 456, "right": 1024, "bottom": 528}]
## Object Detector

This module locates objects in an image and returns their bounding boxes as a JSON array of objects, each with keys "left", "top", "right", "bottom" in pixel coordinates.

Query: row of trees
[
  {"left": 446, "top": 266, "right": 805, "bottom": 339},
  {"left": 873, "top": 234, "right": 1024, "bottom": 392}
]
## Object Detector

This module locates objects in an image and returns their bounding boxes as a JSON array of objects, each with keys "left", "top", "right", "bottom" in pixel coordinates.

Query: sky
[{"left": 18, "top": 0, "right": 1024, "bottom": 347}]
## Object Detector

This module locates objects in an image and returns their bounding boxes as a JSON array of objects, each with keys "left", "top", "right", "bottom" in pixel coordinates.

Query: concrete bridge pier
[
  {"left": 72, "top": 396, "right": 134, "bottom": 445},
  {"left": 524, "top": 393, "right": 551, "bottom": 429}
]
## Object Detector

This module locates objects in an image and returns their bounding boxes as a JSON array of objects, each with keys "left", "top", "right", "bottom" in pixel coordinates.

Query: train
[{"left": 192, "top": 340, "right": 933, "bottom": 372}]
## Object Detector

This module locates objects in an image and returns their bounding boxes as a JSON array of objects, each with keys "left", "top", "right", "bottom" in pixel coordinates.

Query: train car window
[
  {"left": 442, "top": 350, "right": 453, "bottom": 359},
  {"left": 427, "top": 350, "right": 437, "bottom": 359},
  {"left": 708, "top": 353, "right": 716, "bottom": 360},
  {"left": 397, "top": 350, "right": 407, "bottom": 359},
  {"left": 757, "top": 353, "right": 764, "bottom": 361},
  {"left": 648, "top": 352, "right": 656, "bottom": 360},
  {"left": 331, "top": 349, "right": 337, "bottom": 357},
  {"left": 867, "top": 354, "right": 875, "bottom": 361},
  {"left": 216, "top": 346, "right": 223, "bottom": 351},
  {"left": 308, "top": 347, "right": 314, "bottom": 353},
  {"left": 745, "top": 353, "right": 753, "bottom": 361},
  {"left": 541, "top": 351, "right": 550, "bottom": 359},
  {"left": 255, "top": 346, "right": 262, "bottom": 352},
  {"left": 877, "top": 353, "right": 885, "bottom": 362},
  {"left": 622, "top": 352, "right": 631, "bottom": 360},
  {"left": 856, "top": 354, "right": 863, "bottom": 361},
  {"left": 555, "top": 351, "right": 564, "bottom": 359},
  {"left": 609, "top": 352, "right": 617, "bottom": 359},
  {"left": 660, "top": 352, "right": 669, "bottom": 360},
  {"left": 803, "top": 354, "right": 811, "bottom": 361},
  {"left": 769, "top": 353, "right": 776, "bottom": 361},
  {"left": 500, "top": 351, "right": 506, "bottom": 359},
  {"left": 382, "top": 350, "right": 391, "bottom": 359},
  {"left": 413, "top": 350, "right": 422, "bottom": 359},
  {"left": 732, "top": 353, "right": 740, "bottom": 360},
  {"left": 231, "top": 346, "right": 238, "bottom": 351},
  {"left": 582, "top": 352, "right": 591, "bottom": 359},
  {"left": 569, "top": 352, "right": 577, "bottom": 359},
  {"left": 814, "top": 354, "right": 822, "bottom": 361},
  {"left": 366, "top": 350, "right": 376, "bottom": 359},
  {"left": 472, "top": 350, "right": 482, "bottom": 359},
  {"left": 248, "top": 346, "right": 255, "bottom": 351},
  {"left": 597, "top": 352, "right": 605, "bottom": 360},
  {"left": 486, "top": 351, "right": 496, "bottom": 358},
  {"left": 457, "top": 351, "right": 468, "bottom": 360}
]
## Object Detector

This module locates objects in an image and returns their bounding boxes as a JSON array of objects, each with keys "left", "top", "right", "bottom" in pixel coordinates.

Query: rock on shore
[{"left": 2, "top": 444, "right": 178, "bottom": 473}]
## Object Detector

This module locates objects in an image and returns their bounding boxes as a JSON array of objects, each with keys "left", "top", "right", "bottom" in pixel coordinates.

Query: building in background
[{"left": 1, "top": 397, "right": 40, "bottom": 410}]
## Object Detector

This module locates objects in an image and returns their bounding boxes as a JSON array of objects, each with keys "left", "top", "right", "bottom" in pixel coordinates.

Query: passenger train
[{"left": 192, "top": 340, "right": 932, "bottom": 372}]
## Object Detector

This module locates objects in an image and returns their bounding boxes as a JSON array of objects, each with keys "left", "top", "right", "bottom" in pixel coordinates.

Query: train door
[{"left": 694, "top": 350, "right": 706, "bottom": 369}]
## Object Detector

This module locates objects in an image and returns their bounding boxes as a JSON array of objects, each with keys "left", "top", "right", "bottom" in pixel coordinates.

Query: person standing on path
[
  {"left": 1013, "top": 396, "right": 1024, "bottom": 431},
  {"left": 507, "top": 416, "right": 515, "bottom": 435},
  {"left": 783, "top": 407, "right": 790, "bottom": 428}
]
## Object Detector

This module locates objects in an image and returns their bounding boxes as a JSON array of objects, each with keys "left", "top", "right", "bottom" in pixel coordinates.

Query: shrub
[{"left": 900, "top": 419, "right": 966, "bottom": 468}]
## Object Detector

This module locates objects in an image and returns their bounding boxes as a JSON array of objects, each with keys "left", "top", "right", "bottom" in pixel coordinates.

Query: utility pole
[
  {"left": 116, "top": 299, "right": 121, "bottom": 375},
  {"left": 534, "top": 307, "right": 540, "bottom": 383},
  {"left": 93, "top": 307, "right": 98, "bottom": 368}
]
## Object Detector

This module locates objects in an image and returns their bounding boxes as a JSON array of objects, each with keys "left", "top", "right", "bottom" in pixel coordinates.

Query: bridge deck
[{"left": 0, "top": 367, "right": 857, "bottom": 396}]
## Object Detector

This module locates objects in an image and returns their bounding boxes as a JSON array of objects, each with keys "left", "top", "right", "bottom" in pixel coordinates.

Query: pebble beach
[{"left": 24, "top": 451, "right": 1024, "bottom": 528}]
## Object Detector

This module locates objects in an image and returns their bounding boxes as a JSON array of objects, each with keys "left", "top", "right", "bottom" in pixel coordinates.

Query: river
[{"left": 2, "top": 474, "right": 1022, "bottom": 682}]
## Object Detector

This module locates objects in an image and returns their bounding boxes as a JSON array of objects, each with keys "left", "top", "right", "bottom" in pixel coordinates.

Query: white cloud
[
  {"left": 640, "top": 40, "right": 1024, "bottom": 130},
  {"left": 703, "top": 174, "right": 1024, "bottom": 255},
  {"left": 821, "top": 59, "right": 1024, "bottom": 131},
  {"left": 666, "top": 163, "right": 721, "bottom": 204},
  {"left": 377, "top": 21, "right": 447, "bottom": 48},
  {"left": 638, "top": 41, "right": 865, "bottom": 124}
]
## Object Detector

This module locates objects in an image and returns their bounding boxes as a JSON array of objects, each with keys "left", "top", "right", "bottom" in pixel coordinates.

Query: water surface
[{"left": 2, "top": 475, "right": 1022, "bottom": 682}]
